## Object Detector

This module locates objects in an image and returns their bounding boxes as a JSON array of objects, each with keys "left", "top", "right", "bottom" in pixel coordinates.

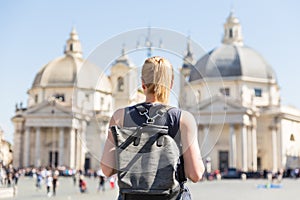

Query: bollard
[{"left": 241, "top": 173, "right": 247, "bottom": 181}]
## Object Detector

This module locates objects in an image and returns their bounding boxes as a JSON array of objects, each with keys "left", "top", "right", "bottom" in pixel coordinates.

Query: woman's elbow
[
  {"left": 187, "top": 164, "right": 205, "bottom": 182},
  {"left": 188, "top": 171, "right": 204, "bottom": 183},
  {"left": 100, "top": 162, "right": 113, "bottom": 177}
]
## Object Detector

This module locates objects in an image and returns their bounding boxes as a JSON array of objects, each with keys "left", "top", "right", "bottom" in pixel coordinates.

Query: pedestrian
[
  {"left": 45, "top": 175, "right": 53, "bottom": 197},
  {"left": 79, "top": 175, "right": 87, "bottom": 193},
  {"left": 52, "top": 174, "right": 58, "bottom": 196},
  {"left": 101, "top": 56, "right": 205, "bottom": 199},
  {"left": 72, "top": 171, "right": 77, "bottom": 186},
  {"left": 6, "top": 164, "right": 14, "bottom": 187},
  {"left": 13, "top": 169, "right": 20, "bottom": 186},
  {"left": 97, "top": 173, "right": 105, "bottom": 192},
  {"left": 36, "top": 171, "right": 43, "bottom": 190},
  {"left": 109, "top": 176, "right": 115, "bottom": 189}
]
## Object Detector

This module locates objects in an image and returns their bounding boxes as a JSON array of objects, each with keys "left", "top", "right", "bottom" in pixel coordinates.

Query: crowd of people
[
  {"left": 0, "top": 163, "right": 117, "bottom": 198},
  {"left": 29, "top": 166, "right": 117, "bottom": 197},
  {"left": 0, "top": 163, "right": 21, "bottom": 188}
]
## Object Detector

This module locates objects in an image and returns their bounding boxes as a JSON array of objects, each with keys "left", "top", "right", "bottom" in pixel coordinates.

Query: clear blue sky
[{"left": 1, "top": 0, "right": 299, "bottom": 143}]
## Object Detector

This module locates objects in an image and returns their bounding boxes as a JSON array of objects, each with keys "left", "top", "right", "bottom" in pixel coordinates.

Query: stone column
[
  {"left": 241, "top": 124, "right": 248, "bottom": 172},
  {"left": 59, "top": 127, "right": 64, "bottom": 166},
  {"left": 80, "top": 122, "right": 87, "bottom": 170},
  {"left": 247, "top": 126, "right": 252, "bottom": 170},
  {"left": 24, "top": 127, "right": 30, "bottom": 167},
  {"left": 197, "top": 125, "right": 203, "bottom": 151},
  {"left": 229, "top": 124, "right": 237, "bottom": 168},
  {"left": 202, "top": 125, "right": 209, "bottom": 154},
  {"left": 35, "top": 127, "right": 41, "bottom": 167},
  {"left": 251, "top": 119, "right": 258, "bottom": 172},
  {"left": 271, "top": 126, "right": 278, "bottom": 173},
  {"left": 69, "top": 128, "right": 76, "bottom": 169},
  {"left": 76, "top": 131, "right": 80, "bottom": 170}
]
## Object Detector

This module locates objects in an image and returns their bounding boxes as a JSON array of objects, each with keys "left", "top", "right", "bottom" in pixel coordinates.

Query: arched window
[
  {"left": 117, "top": 77, "right": 124, "bottom": 92},
  {"left": 229, "top": 29, "right": 233, "bottom": 38},
  {"left": 34, "top": 94, "right": 38, "bottom": 103}
]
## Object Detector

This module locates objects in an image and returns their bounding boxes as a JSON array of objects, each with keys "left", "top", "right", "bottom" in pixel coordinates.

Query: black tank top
[{"left": 123, "top": 102, "right": 182, "bottom": 139}]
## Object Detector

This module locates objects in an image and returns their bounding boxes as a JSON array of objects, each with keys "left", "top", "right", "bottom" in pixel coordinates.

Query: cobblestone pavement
[{"left": 1, "top": 177, "right": 299, "bottom": 200}]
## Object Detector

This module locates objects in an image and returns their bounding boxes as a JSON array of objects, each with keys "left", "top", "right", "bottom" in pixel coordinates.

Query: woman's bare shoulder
[
  {"left": 110, "top": 108, "right": 125, "bottom": 127},
  {"left": 180, "top": 110, "right": 196, "bottom": 124}
]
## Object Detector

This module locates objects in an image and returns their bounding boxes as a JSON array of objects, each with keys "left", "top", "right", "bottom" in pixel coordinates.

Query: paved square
[{"left": 1, "top": 177, "right": 299, "bottom": 200}]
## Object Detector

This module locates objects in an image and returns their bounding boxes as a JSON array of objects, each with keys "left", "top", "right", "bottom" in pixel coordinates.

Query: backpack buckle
[
  {"left": 139, "top": 109, "right": 148, "bottom": 116},
  {"left": 146, "top": 118, "right": 155, "bottom": 124}
]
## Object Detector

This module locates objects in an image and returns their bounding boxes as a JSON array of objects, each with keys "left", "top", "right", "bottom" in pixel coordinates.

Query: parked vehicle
[{"left": 221, "top": 168, "right": 241, "bottom": 179}]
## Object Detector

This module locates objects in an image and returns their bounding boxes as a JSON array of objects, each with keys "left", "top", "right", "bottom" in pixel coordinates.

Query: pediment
[
  {"left": 199, "top": 95, "right": 246, "bottom": 114},
  {"left": 25, "top": 100, "right": 72, "bottom": 118}
]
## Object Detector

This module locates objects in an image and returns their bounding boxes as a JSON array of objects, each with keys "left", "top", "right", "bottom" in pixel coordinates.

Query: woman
[
  {"left": 101, "top": 56, "right": 205, "bottom": 199},
  {"left": 79, "top": 175, "right": 87, "bottom": 193}
]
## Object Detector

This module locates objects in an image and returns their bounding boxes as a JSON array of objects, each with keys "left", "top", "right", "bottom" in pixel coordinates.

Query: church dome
[
  {"left": 31, "top": 28, "right": 111, "bottom": 92},
  {"left": 32, "top": 55, "right": 83, "bottom": 87},
  {"left": 189, "top": 44, "right": 277, "bottom": 81},
  {"left": 189, "top": 12, "right": 277, "bottom": 82}
]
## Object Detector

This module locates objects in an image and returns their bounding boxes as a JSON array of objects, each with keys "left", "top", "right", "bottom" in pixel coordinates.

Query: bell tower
[
  {"left": 179, "top": 36, "right": 194, "bottom": 108},
  {"left": 110, "top": 46, "right": 138, "bottom": 110}
]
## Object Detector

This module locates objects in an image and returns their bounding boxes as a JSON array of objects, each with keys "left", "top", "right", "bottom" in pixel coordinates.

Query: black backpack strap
[
  {"left": 135, "top": 104, "right": 171, "bottom": 124},
  {"left": 135, "top": 104, "right": 148, "bottom": 115}
]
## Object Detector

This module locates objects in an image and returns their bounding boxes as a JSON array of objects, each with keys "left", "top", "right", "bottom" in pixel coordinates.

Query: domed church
[
  {"left": 12, "top": 28, "right": 143, "bottom": 170},
  {"left": 180, "top": 12, "right": 300, "bottom": 173}
]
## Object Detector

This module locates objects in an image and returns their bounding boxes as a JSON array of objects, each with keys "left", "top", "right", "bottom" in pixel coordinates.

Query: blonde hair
[{"left": 142, "top": 56, "right": 174, "bottom": 104}]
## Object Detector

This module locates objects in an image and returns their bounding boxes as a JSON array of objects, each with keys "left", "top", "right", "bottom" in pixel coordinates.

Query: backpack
[{"left": 111, "top": 104, "right": 186, "bottom": 200}]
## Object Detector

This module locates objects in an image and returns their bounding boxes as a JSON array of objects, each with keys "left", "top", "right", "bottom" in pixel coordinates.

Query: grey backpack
[{"left": 111, "top": 104, "right": 186, "bottom": 199}]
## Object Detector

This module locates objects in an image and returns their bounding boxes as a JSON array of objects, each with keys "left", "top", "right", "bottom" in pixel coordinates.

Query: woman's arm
[
  {"left": 180, "top": 110, "right": 205, "bottom": 182},
  {"left": 100, "top": 108, "right": 124, "bottom": 177}
]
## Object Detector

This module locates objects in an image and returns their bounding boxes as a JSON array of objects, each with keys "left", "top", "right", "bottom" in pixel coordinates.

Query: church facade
[
  {"left": 12, "top": 13, "right": 300, "bottom": 173},
  {"left": 180, "top": 12, "right": 300, "bottom": 173},
  {"left": 12, "top": 28, "right": 143, "bottom": 170}
]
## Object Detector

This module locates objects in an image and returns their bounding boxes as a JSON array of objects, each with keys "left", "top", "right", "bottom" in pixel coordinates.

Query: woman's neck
[{"left": 145, "top": 95, "right": 161, "bottom": 104}]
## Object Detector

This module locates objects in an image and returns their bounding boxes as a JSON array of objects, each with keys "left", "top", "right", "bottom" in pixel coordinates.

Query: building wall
[{"left": 281, "top": 118, "right": 300, "bottom": 168}]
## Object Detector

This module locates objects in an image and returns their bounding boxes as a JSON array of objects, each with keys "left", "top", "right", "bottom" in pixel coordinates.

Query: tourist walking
[
  {"left": 109, "top": 175, "right": 116, "bottom": 189},
  {"left": 35, "top": 171, "right": 43, "bottom": 190},
  {"left": 45, "top": 175, "right": 53, "bottom": 197},
  {"left": 101, "top": 56, "right": 205, "bottom": 199},
  {"left": 52, "top": 174, "right": 58, "bottom": 196},
  {"left": 79, "top": 175, "right": 87, "bottom": 193},
  {"left": 97, "top": 169, "right": 105, "bottom": 192},
  {"left": 97, "top": 174, "right": 105, "bottom": 192}
]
